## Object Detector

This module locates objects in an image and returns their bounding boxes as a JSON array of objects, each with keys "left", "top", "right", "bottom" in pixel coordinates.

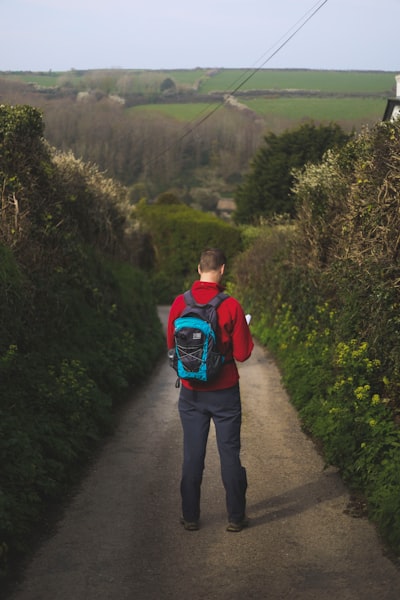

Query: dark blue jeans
[{"left": 178, "top": 384, "right": 247, "bottom": 524}]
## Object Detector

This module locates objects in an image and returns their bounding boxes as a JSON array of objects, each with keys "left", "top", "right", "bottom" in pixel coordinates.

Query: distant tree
[
  {"left": 234, "top": 122, "right": 351, "bottom": 224},
  {"left": 160, "top": 78, "right": 176, "bottom": 94},
  {"left": 155, "top": 191, "right": 182, "bottom": 205}
]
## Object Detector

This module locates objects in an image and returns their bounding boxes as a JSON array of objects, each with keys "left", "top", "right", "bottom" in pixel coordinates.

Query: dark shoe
[
  {"left": 180, "top": 517, "right": 199, "bottom": 531},
  {"left": 226, "top": 518, "right": 249, "bottom": 532}
]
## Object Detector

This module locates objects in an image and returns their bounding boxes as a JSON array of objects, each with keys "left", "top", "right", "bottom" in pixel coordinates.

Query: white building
[{"left": 383, "top": 74, "right": 400, "bottom": 121}]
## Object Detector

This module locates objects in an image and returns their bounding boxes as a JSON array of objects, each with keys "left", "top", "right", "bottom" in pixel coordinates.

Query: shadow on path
[{"left": 248, "top": 471, "right": 345, "bottom": 527}]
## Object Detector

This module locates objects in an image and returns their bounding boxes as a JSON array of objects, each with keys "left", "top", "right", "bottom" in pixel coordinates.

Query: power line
[
  {"left": 143, "top": 0, "right": 329, "bottom": 169},
  {"left": 230, "top": 0, "right": 329, "bottom": 95},
  {"left": 222, "top": 0, "right": 329, "bottom": 96}
]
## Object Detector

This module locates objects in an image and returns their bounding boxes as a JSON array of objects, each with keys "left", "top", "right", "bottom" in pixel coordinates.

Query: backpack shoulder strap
[
  {"left": 208, "top": 292, "right": 229, "bottom": 309},
  {"left": 183, "top": 290, "right": 194, "bottom": 306},
  {"left": 183, "top": 290, "right": 229, "bottom": 309}
]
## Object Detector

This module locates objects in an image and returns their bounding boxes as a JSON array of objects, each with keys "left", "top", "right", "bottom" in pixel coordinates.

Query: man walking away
[{"left": 167, "top": 248, "right": 254, "bottom": 532}]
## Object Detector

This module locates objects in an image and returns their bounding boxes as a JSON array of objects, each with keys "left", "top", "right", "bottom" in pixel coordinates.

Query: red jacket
[{"left": 167, "top": 280, "right": 254, "bottom": 391}]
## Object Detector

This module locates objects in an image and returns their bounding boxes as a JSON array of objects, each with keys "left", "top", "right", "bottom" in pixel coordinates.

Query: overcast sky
[{"left": 1, "top": 0, "right": 399, "bottom": 73}]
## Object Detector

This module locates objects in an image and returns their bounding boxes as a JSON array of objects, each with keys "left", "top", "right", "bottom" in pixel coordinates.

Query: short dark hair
[{"left": 199, "top": 248, "right": 226, "bottom": 272}]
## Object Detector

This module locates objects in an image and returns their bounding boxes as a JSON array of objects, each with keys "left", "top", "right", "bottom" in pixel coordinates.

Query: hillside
[
  {"left": 0, "top": 68, "right": 396, "bottom": 205},
  {"left": 0, "top": 68, "right": 394, "bottom": 125}
]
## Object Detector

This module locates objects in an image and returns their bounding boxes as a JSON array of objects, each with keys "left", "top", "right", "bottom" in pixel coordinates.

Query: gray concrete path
[{"left": 5, "top": 306, "right": 400, "bottom": 599}]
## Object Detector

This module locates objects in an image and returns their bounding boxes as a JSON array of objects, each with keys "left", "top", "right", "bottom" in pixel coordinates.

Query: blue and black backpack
[{"left": 170, "top": 290, "right": 229, "bottom": 383}]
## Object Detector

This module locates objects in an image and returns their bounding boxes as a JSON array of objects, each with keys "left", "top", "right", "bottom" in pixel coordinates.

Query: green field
[
  {"left": 1, "top": 71, "right": 66, "bottom": 87},
  {"left": 129, "top": 102, "right": 222, "bottom": 122},
  {"left": 243, "top": 96, "right": 387, "bottom": 123},
  {"left": 198, "top": 69, "right": 397, "bottom": 95},
  {"left": 128, "top": 96, "right": 386, "bottom": 130}
]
